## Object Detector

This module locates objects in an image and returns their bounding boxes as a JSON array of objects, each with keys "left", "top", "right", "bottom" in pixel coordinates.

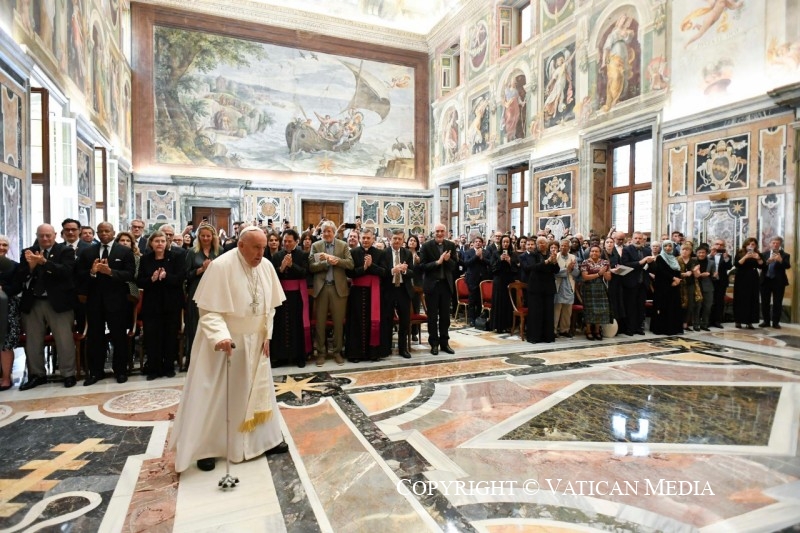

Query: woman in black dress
[
  {"left": 0, "top": 235, "right": 20, "bottom": 390},
  {"left": 650, "top": 241, "right": 684, "bottom": 335},
  {"left": 733, "top": 237, "right": 763, "bottom": 329},
  {"left": 183, "top": 224, "right": 220, "bottom": 369},
  {"left": 138, "top": 231, "right": 185, "bottom": 380},
  {"left": 489, "top": 235, "right": 519, "bottom": 333},
  {"left": 406, "top": 235, "right": 423, "bottom": 342}
]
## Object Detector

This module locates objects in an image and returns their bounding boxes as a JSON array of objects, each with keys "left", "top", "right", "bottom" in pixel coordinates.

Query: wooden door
[
  {"left": 302, "top": 201, "right": 344, "bottom": 230},
  {"left": 192, "top": 207, "right": 231, "bottom": 235}
]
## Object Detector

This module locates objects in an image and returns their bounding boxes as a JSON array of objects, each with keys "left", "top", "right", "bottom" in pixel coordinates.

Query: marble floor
[{"left": 1, "top": 320, "right": 800, "bottom": 532}]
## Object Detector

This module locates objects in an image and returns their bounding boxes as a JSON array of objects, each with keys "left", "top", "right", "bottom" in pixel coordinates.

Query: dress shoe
[
  {"left": 19, "top": 375, "right": 47, "bottom": 391},
  {"left": 63, "top": 376, "right": 77, "bottom": 388},
  {"left": 411, "top": 335, "right": 419, "bottom": 342},
  {"left": 399, "top": 350, "right": 411, "bottom": 359},
  {"left": 430, "top": 346, "right": 439, "bottom": 355},
  {"left": 296, "top": 360, "right": 306, "bottom": 368},
  {"left": 440, "top": 344, "right": 455, "bottom": 354},
  {"left": 83, "top": 375, "right": 100, "bottom": 386},
  {"left": 196, "top": 458, "right": 216, "bottom": 471},
  {"left": 735, "top": 323, "right": 742, "bottom": 329},
  {"left": 745, "top": 324, "right": 755, "bottom": 330},
  {"left": 265, "top": 441, "right": 289, "bottom": 456},
  {"left": 116, "top": 374, "right": 128, "bottom": 384},
  {"left": 773, "top": 323, "right": 782, "bottom": 329},
  {"left": 693, "top": 326, "right": 700, "bottom": 331},
  {"left": 635, "top": 330, "right": 645, "bottom": 335},
  {"left": 711, "top": 323, "right": 723, "bottom": 328},
  {"left": 759, "top": 322, "right": 770, "bottom": 328},
  {"left": 164, "top": 370, "right": 176, "bottom": 378},
  {"left": 333, "top": 354, "right": 345, "bottom": 366},
  {"left": 315, "top": 355, "right": 326, "bottom": 367},
  {"left": 701, "top": 327, "right": 711, "bottom": 331},
  {"left": 146, "top": 374, "right": 158, "bottom": 381},
  {"left": 0, "top": 384, "right": 11, "bottom": 391}
]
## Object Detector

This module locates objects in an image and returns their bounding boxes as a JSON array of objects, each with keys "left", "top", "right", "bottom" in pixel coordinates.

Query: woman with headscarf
[
  {"left": 650, "top": 240, "right": 684, "bottom": 335},
  {"left": 733, "top": 237, "right": 763, "bottom": 329}
]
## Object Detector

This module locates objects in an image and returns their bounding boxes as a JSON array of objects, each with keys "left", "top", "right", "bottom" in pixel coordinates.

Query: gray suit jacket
[{"left": 309, "top": 238, "right": 354, "bottom": 298}]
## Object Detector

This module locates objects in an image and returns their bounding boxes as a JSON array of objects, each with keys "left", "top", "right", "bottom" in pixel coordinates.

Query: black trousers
[
  {"left": 143, "top": 313, "right": 180, "bottom": 376},
  {"left": 425, "top": 280, "right": 452, "bottom": 347},
  {"left": 526, "top": 291, "right": 555, "bottom": 343},
  {"left": 87, "top": 306, "right": 129, "bottom": 378},
  {"left": 711, "top": 281, "right": 728, "bottom": 325},
  {"left": 760, "top": 279, "right": 786, "bottom": 325},
  {"left": 467, "top": 285, "right": 481, "bottom": 323},
  {"left": 622, "top": 283, "right": 647, "bottom": 334},
  {"left": 382, "top": 286, "right": 410, "bottom": 352}
]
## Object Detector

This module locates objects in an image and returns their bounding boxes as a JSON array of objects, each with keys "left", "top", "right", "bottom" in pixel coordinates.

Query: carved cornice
[
  {"left": 135, "top": 0, "right": 431, "bottom": 52},
  {"left": 426, "top": 0, "right": 485, "bottom": 53}
]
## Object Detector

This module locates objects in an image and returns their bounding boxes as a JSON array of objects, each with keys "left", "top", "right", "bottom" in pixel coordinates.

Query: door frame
[{"left": 181, "top": 197, "right": 240, "bottom": 234}]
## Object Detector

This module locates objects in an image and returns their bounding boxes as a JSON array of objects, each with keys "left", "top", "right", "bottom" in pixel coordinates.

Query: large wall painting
[
  {"left": 694, "top": 134, "right": 749, "bottom": 194},
  {"left": 467, "top": 91, "right": 490, "bottom": 154},
  {"left": 596, "top": 11, "right": 641, "bottom": 113},
  {"left": 152, "top": 26, "right": 416, "bottom": 179},
  {"left": 440, "top": 106, "right": 460, "bottom": 165},
  {"left": 499, "top": 70, "right": 527, "bottom": 143},
  {"left": 540, "top": 0, "right": 574, "bottom": 34},
  {"left": 542, "top": 43, "right": 576, "bottom": 128}
]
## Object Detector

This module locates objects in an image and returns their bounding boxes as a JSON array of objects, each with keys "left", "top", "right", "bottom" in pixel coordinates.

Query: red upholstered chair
[
  {"left": 454, "top": 276, "right": 470, "bottom": 321},
  {"left": 479, "top": 280, "right": 493, "bottom": 320},
  {"left": 569, "top": 283, "right": 584, "bottom": 337},
  {"left": 507, "top": 281, "right": 528, "bottom": 338},
  {"left": 409, "top": 286, "right": 428, "bottom": 346}
]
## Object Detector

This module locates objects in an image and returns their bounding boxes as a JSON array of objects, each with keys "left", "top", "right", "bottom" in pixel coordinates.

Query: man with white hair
[
  {"left": 309, "top": 221, "right": 354, "bottom": 366},
  {"left": 170, "top": 226, "right": 288, "bottom": 472},
  {"left": 419, "top": 223, "right": 458, "bottom": 355}
]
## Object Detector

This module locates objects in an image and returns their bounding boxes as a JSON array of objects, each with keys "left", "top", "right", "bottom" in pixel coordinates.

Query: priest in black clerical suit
[
  {"left": 78, "top": 222, "right": 136, "bottom": 385},
  {"left": 270, "top": 229, "right": 311, "bottom": 367},
  {"left": 418, "top": 224, "right": 458, "bottom": 355}
]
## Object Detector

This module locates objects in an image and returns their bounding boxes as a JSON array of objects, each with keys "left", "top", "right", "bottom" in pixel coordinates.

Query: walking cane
[{"left": 218, "top": 344, "right": 239, "bottom": 489}]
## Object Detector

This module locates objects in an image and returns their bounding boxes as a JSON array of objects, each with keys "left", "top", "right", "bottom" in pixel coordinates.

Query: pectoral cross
[{"left": 250, "top": 297, "right": 260, "bottom": 315}]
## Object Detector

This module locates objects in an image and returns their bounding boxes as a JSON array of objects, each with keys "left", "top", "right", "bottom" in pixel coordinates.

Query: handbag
[{"left": 126, "top": 281, "right": 140, "bottom": 303}]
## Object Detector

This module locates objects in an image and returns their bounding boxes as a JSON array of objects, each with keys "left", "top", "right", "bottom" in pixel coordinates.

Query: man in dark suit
[
  {"left": 60, "top": 218, "right": 92, "bottom": 258},
  {"left": 380, "top": 229, "right": 414, "bottom": 358},
  {"left": 309, "top": 220, "right": 354, "bottom": 366},
  {"left": 16, "top": 224, "right": 78, "bottom": 389},
  {"left": 419, "top": 223, "right": 458, "bottom": 355},
  {"left": 130, "top": 219, "right": 148, "bottom": 252},
  {"left": 759, "top": 236, "right": 791, "bottom": 329},
  {"left": 709, "top": 237, "right": 732, "bottom": 328},
  {"left": 522, "top": 236, "right": 560, "bottom": 343},
  {"left": 620, "top": 231, "right": 655, "bottom": 336},
  {"left": 462, "top": 235, "right": 490, "bottom": 326},
  {"left": 78, "top": 222, "right": 136, "bottom": 385},
  {"left": 222, "top": 221, "right": 243, "bottom": 253}
]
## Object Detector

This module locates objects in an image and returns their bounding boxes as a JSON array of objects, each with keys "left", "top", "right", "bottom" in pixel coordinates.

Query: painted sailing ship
[{"left": 285, "top": 61, "right": 391, "bottom": 154}]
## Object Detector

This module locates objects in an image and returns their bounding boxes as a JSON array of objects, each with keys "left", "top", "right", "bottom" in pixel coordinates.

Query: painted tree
[{"left": 154, "top": 26, "right": 266, "bottom": 162}]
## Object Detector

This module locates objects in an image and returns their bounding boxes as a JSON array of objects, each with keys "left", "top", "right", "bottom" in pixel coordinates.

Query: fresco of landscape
[{"left": 153, "top": 26, "right": 416, "bottom": 179}]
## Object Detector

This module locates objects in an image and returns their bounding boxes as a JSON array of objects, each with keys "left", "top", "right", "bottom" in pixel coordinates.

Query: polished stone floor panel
[{"left": 0, "top": 324, "right": 798, "bottom": 531}]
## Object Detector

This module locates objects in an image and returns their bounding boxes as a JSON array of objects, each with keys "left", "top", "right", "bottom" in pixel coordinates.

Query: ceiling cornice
[
  {"left": 426, "top": 0, "right": 485, "bottom": 53},
  {"left": 134, "top": 0, "right": 431, "bottom": 52}
]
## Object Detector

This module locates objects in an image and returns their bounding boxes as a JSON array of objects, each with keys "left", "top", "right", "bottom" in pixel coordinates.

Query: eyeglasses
[{"left": 131, "top": 225, "right": 144, "bottom": 229}]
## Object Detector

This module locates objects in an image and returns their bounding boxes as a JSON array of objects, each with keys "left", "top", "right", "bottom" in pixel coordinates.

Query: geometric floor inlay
[
  {"left": 103, "top": 389, "right": 182, "bottom": 414},
  {"left": 501, "top": 384, "right": 781, "bottom": 445}
]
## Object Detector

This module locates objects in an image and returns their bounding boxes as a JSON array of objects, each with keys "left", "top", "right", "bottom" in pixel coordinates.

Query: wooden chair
[
  {"left": 479, "top": 279, "right": 493, "bottom": 320},
  {"left": 507, "top": 281, "right": 528, "bottom": 339},
  {"left": 454, "top": 276, "right": 470, "bottom": 321},
  {"left": 409, "top": 286, "right": 428, "bottom": 346},
  {"left": 569, "top": 283, "right": 584, "bottom": 337}
]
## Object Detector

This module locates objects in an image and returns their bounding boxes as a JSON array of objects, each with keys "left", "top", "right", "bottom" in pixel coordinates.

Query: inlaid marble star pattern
[{"left": 273, "top": 375, "right": 338, "bottom": 400}]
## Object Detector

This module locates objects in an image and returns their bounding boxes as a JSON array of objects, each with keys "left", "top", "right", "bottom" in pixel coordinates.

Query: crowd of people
[{"left": 0, "top": 217, "right": 792, "bottom": 389}]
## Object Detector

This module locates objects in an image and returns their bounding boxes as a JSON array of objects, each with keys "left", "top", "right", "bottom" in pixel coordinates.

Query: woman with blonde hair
[{"left": 183, "top": 224, "right": 220, "bottom": 369}]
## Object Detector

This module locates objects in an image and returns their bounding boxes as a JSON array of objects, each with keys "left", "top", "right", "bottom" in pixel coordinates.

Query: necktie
[
  {"left": 325, "top": 242, "right": 334, "bottom": 282},
  {"left": 393, "top": 250, "right": 402, "bottom": 286},
  {"left": 101, "top": 244, "right": 109, "bottom": 260}
]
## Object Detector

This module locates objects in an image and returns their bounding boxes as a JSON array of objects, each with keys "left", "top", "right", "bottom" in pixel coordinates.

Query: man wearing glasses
[
  {"left": 130, "top": 219, "right": 147, "bottom": 251},
  {"left": 709, "top": 238, "right": 732, "bottom": 328},
  {"left": 60, "top": 218, "right": 91, "bottom": 259}
]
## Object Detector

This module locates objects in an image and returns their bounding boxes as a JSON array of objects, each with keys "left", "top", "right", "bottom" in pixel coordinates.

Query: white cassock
[{"left": 170, "top": 249, "right": 286, "bottom": 473}]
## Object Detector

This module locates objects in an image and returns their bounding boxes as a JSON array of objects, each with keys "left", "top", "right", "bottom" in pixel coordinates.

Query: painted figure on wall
[
  {"left": 67, "top": 0, "right": 87, "bottom": 92},
  {"left": 501, "top": 72, "right": 526, "bottom": 143},
  {"left": 598, "top": 13, "right": 640, "bottom": 113},
  {"left": 543, "top": 45, "right": 575, "bottom": 127},
  {"left": 54, "top": 0, "right": 68, "bottom": 72},
  {"left": 468, "top": 94, "right": 490, "bottom": 154},
  {"left": 92, "top": 26, "right": 108, "bottom": 120},
  {"left": 681, "top": 0, "right": 744, "bottom": 49},
  {"left": 34, "top": 0, "right": 56, "bottom": 51},
  {"left": 441, "top": 107, "right": 459, "bottom": 165}
]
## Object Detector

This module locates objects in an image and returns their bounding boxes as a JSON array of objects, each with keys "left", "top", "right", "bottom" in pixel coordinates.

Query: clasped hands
[
  {"left": 91, "top": 258, "right": 113, "bottom": 276},
  {"left": 24, "top": 250, "right": 47, "bottom": 269},
  {"left": 392, "top": 262, "right": 408, "bottom": 275},
  {"left": 319, "top": 253, "right": 340, "bottom": 265},
  {"left": 150, "top": 267, "right": 167, "bottom": 282},
  {"left": 437, "top": 250, "right": 451, "bottom": 264}
]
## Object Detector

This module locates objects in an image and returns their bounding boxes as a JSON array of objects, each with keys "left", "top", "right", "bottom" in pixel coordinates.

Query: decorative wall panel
[
  {"left": 538, "top": 171, "right": 572, "bottom": 212},
  {"left": 757, "top": 194, "right": 784, "bottom": 247},
  {"left": 668, "top": 146, "right": 688, "bottom": 197},
  {"left": 538, "top": 215, "right": 572, "bottom": 241},
  {"left": 758, "top": 125, "right": 786, "bottom": 187},
  {"left": 1, "top": 174, "right": 23, "bottom": 259},
  {"left": 694, "top": 198, "right": 748, "bottom": 254},
  {"left": 694, "top": 134, "right": 749, "bottom": 194}
]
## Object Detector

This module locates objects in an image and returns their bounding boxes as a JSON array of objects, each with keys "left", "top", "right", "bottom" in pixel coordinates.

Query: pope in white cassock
[{"left": 170, "top": 227, "right": 288, "bottom": 472}]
